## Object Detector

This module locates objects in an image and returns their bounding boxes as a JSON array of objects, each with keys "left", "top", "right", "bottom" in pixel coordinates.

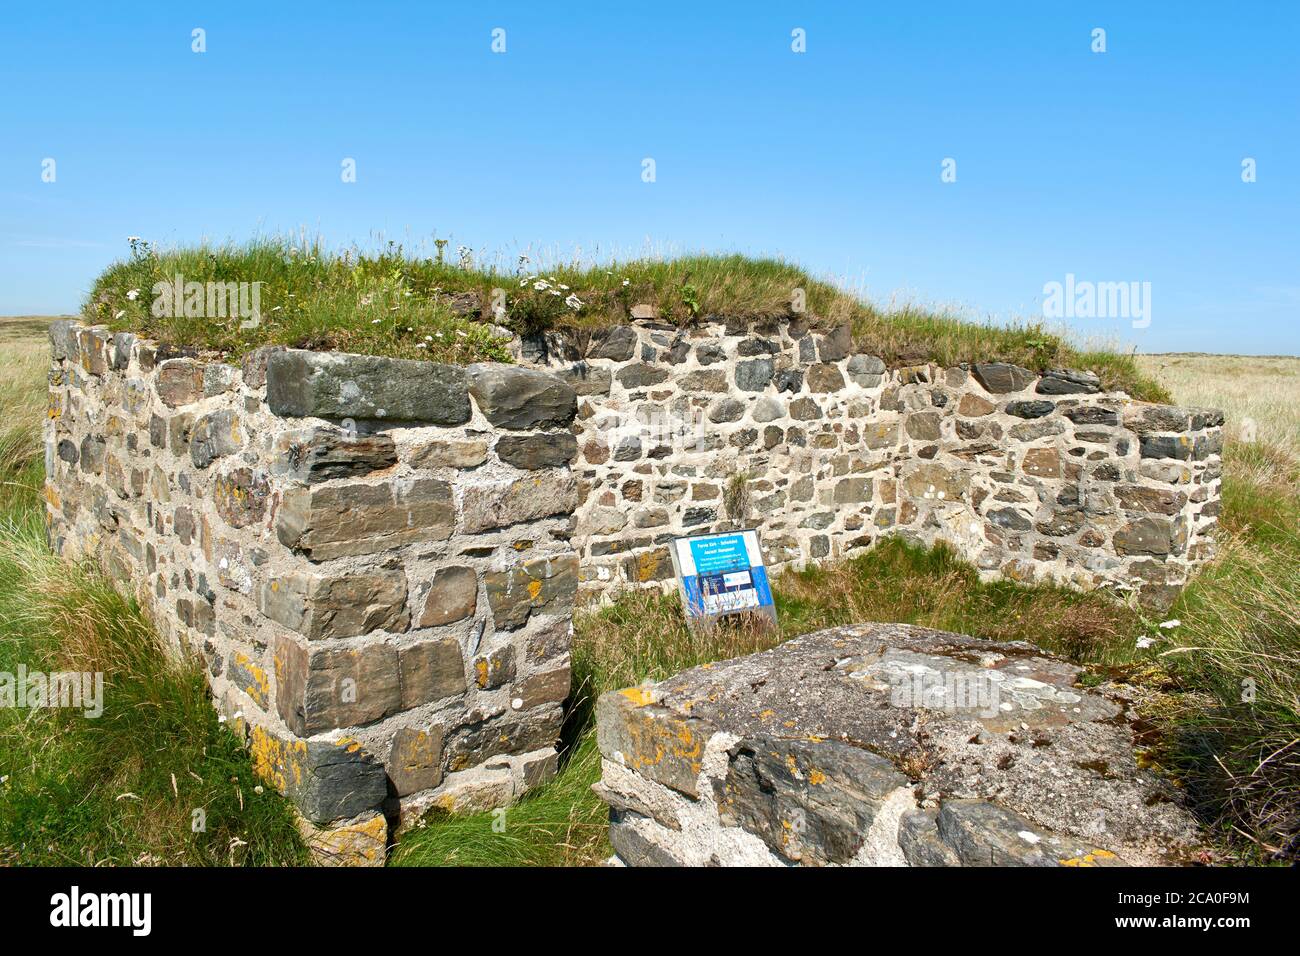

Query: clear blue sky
[{"left": 2, "top": 2, "right": 1296, "bottom": 354}]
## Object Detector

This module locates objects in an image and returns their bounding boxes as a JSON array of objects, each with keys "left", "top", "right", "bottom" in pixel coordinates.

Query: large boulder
[{"left": 594, "top": 622, "right": 1201, "bottom": 866}]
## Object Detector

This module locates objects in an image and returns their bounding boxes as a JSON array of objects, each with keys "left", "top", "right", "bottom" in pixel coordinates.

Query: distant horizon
[{"left": 3, "top": 3, "right": 1296, "bottom": 354}]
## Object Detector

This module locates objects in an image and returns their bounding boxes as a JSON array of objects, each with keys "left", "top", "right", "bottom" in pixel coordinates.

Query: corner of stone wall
[{"left": 44, "top": 321, "right": 581, "bottom": 863}]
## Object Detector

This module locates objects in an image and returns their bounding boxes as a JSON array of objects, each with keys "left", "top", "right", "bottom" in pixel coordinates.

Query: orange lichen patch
[
  {"left": 758, "top": 709, "right": 776, "bottom": 719},
  {"left": 301, "top": 812, "right": 387, "bottom": 867},
  {"left": 1059, "top": 848, "right": 1117, "bottom": 867},
  {"left": 527, "top": 578, "right": 543, "bottom": 601},
  {"left": 633, "top": 551, "right": 665, "bottom": 583},
  {"left": 474, "top": 659, "right": 489, "bottom": 688},
  {"left": 249, "top": 725, "right": 308, "bottom": 795},
  {"left": 809, "top": 769, "right": 827, "bottom": 785},
  {"left": 618, "top": 686, "right": 654, "bottom": 707},
  {"left": 231, "top": 651, "right": 270, "bottom": 708},
  {"left": 43, "top": 484, "right": 61, "bottom": 509},
  {"left": 623, "top": 709, "right": 703, "bottom": 782}
]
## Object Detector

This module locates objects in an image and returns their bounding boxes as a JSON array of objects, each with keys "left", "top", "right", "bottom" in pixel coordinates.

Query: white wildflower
[
  {"left": 565, "top": 293, "right": 582, "bottom": 310},
  {"left": 1158, "top": 619, "right": 1181, "bottom": 629},
  {"left": 533, "top": 280, "right": 549, "bottom": 291},
  {"left": 114, "top": 310, "right": 125, "bottom": 319},
  {"left": 126, "top": 288, "right": 140, "bottom": 301},
  {"left": 1136, "top": 636, "right": 1155, "bottom": 649}
]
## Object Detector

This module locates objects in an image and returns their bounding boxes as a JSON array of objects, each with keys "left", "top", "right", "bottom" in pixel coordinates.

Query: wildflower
[
  {"left": 533, "top": 280, "right": 549, "bottom": 291},
  {"left": 371, "top": 318, "right": 381, "bottom": 324},
  {"left": 565, "top": 293, "right": 583, "bottom": 310},
  {"left": 622, "top": 278, "right": 630, "bottom": 287},
  {"left": 126, "top": 235, "right": 141, "bottom": 243},
  {"left": 424, "top": 335, "right": 433, "bottom": 341},
  {"left": 558, "top": 283, "right": 570, "bottom": 290},
  {"left": 1158, "top": 619, "right": 1181, "bottom": 629},
  {"left": 1136, "top": 636, "right": 1156, "bottom": 649},
  {"left": 114, "top": 310, "right": 125, "bottom": 319},
  {"left": 126, "top": 288, "right": 140, "bottom": 301}
]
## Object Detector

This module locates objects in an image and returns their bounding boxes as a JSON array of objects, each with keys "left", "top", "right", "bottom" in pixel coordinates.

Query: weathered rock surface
[
  {"left": 594, "top": 623, "right": 1201, "bottom": 867},
  {"left": 267, "top": 349, "right": 471, "bottom": 425}
]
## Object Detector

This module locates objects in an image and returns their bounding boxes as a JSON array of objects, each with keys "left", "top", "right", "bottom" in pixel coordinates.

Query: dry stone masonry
[
  {"left": 594, "top": 623, "right": 1202, "bottom": 867},
  {"left": 44, "top": 322, "right": 579, "bottom": 864},
  {"left": 517, "top": 315, "right": 1222, "bottom": 609}
]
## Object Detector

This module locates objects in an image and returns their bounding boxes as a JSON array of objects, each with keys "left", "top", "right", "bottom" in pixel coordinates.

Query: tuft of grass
[
  {"left": 0, "top": 512, "right": 308, "bottom": 866},
  {"left": 83, "top": 237, "right": 1167, "bottom": 399}
]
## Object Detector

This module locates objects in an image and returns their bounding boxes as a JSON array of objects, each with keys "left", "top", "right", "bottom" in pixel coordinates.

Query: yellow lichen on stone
[
  {"left": 232, "top": 651, "right": 270, "bottom": 707},
  {"left": 300, "top": 811, "right": 387, "bottom": 867},
  {"left": 618, "top": 686, "right": 654, "bottom": 707}
]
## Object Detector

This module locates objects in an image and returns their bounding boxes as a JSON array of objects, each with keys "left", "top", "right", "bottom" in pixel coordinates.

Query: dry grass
[
  {"left": 1138, "top": 354, "right": 1300, "bottom": 460},
  {"left": 0, "top": 317, "right": 56, "bottom": 512}
]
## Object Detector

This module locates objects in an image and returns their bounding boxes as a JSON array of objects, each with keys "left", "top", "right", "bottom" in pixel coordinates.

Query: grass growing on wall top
[{"left": 84, "top": 237, "right": 1168, "bottom": 401}]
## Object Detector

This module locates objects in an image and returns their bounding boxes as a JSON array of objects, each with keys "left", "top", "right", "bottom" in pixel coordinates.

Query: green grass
[
  {"left": 1147, "top": 442, "right": 1300, "bottom": 862},
  {"left": 83, "top": 237, "right": 1168, "bottom": 400},
  {"left": 0, "top": 508, "right": 308, "bottom": 866},
  {"left": 0, "top": 318, "right": 307, "bottom": 866}
]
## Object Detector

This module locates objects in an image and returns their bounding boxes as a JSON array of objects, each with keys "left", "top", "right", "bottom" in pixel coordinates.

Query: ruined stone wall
[
  {"left": 522, "top": 315, "right": 1222, "bottom": 608},
  {"left": 43, "top": 321, "right": 579, "bottom": 863},
  {"left": 42, "top": 312, "right": 1224, "bottom": 862}
]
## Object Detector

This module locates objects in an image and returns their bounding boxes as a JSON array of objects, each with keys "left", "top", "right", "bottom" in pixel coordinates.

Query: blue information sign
[{"left": 670, "top": 530, "right": 776, "bottom": 627}]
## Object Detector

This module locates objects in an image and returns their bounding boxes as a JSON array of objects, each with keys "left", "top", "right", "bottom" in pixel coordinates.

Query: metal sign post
[{"left": 668, "top": 529, "right": 778, "bottom": 630}]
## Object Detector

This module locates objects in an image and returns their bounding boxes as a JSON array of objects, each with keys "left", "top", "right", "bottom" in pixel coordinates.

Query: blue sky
[{"left": 2, "top": 1, "right": 1296, "bottom": 354}]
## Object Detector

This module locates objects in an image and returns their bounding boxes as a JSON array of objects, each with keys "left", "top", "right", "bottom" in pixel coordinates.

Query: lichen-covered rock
[
  {"left": 267, "top": 349, "right": 471, "bottom": 425},
  {"left": 594, "top": 623, "right": 1201, "bottom": 866},
  {"left": 250, "top": 725, "right": 388, "bottom": 824}
]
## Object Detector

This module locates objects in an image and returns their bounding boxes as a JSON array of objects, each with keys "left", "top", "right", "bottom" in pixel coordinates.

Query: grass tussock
[
  {"left": 83, "top": 237, "right": 1166, "bottom": 399},
  {"left": 0, "top": 513, "right": 307, "bottom": 865}
]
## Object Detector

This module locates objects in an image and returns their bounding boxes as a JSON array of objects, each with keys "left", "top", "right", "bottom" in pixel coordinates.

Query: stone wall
[
  {"left": 43, "top": 313, "right": 1224, "bottom": 862},
  {"left": 43, "top": 321, "right": 579, "bottom": 863},
  {"left": 593, "top": 623, "right": 1203, "bottom": 867},
  {"left": 520, "top": 315, "right": 1222, "bottom": 608}
]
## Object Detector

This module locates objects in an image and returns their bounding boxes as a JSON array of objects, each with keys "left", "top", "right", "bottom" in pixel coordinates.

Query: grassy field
[
  {"left": 84, "top": 238, "right": 1167, "bottom": 400},
  {"left": 1, "top": 310, "right": 1294, "bottom": 866}
]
